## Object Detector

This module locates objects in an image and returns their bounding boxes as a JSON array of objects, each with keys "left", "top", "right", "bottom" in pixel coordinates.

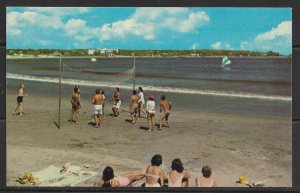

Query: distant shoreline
[{"left": 6, "top": 55, "right": 291, "bottom": 60}]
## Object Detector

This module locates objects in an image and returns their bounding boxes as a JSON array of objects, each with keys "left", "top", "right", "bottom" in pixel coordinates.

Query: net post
[
  {"left": 58, "top": 55, "right": 62, "bottom": 128},
  {"left": 132, "top": 53, "right": 136, "bottom": 91}
]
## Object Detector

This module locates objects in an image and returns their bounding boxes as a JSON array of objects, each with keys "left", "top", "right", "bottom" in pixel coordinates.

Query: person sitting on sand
[
  {"left": 195, "top": 165, "right": 217, "bottom": 187},
  {"left": 138, "top": 87, "right": 146, "bottom": 118},
  {"left": 110, "top": 87, "right": 121, "bottom": 117},
  {"left": 144, "top": 154, "right": 164, "bottom": 187},
  {"left": 69, "top": 87, "right": 81, "bottom": 123},
  {"left": 130, "top": 90, "right": 139, "bottom": 124},
  {"left": 92, "top": 89, "right": 104, "bottom": 128},
  {"left": 13, "top": 83, "right": 28, "bottom": 116},
  {"left": 98, "top": 166, "right": 145, "bottom": 187},
  {"left": 158, "top": 95, "right": 172, "bottom": 130},
  {"left": 146, "top": 94, "right": 155, "bottom": 131},
  {"left": 167, "top": 158, "right": 190, "bottom": 187}
]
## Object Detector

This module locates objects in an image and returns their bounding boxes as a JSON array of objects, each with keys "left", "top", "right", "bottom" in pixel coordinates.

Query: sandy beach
[{"left": 6, "top": 85, "right": 292, "bottom": 187}]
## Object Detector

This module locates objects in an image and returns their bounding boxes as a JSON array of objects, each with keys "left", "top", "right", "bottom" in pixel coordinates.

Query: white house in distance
[{"left": 88, "top": 48, "right": 119, "bottom": 55}]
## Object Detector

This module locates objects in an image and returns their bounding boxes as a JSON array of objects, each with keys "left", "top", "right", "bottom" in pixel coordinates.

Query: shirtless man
[
  {"left": 110, "top": 87, "right": 121, "bottom": 117},
  {"left": 92, "top": 89, "right": 104, "bottom": 128},
  {"left": 158, "top": 95, "right": 172, "bottom": 130},
  {"left": 130, "top": 90, "right": 139, "bottom": 124},
  {"left": 69, "top": 87, "right": 81, "bottom": 123},
  {"left": 13, "top": 83, "right": 28, "bottom": 116}
]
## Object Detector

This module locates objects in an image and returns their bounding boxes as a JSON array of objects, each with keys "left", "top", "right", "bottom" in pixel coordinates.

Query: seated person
[
  {"left": 167, "top": 158, "right": 190, "bottom": 187},
  {"left": 195, "top": 165, "right": 217, "bottom": 187},
  {"left": 144, "top": 154, "right": 164, "bottom": 187}
]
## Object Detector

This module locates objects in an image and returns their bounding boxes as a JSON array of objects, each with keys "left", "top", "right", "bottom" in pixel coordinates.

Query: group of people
[
  {"left": 69, "top": 85, "right": 172, "bottom": 131},
  {"left": 98, "top": 154, "right": 217, "bottom": 188},
  {"left": 129, "top": 87, "right": 172, "bottom": 131}
]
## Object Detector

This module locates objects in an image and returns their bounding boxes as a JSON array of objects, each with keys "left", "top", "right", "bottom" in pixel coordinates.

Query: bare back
[
  {"left": 145, "top": 165, "right": 164, "bottom": 186},
  {"left": 93, "top": 94, "right": 104, "bottom": 105},
  {"left": 160, "top": 100, "right": 170, "bottom": 112},
  {"left": 72, "top": 93, "right": 80, "bottom": 103},
  {"left": 131, "top": 95, "right": 139, "bottom": 105}
]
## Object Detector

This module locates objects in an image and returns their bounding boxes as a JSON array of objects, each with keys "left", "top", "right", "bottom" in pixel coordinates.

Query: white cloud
[
  {"left": 239, "top": 21, "right": 292, "bottom": 54},
  {"left": 178, "top": 12, "right": 210, "bottom": 33},
  {"left": 26, "top": 7, "right": 90, "bottom": 16},
  {"left": 98, "top": 8, "right": 210, "bottom": 41},
  {"left": 211, "top": 42, "right": 221, "bottom": 50},
  {"left": 255, "top": 21, "right": 291, "bottom": 42},
  {"left": 191, "top": 43, "right": 200, "bottom": 49},
  {"left": 38, "top": 40, "right": 54, "bottom": 46}
]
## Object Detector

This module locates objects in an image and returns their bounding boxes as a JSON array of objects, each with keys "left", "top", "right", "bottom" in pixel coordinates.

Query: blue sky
[{"left": 7, "top": 7, "right": 292, "bottom": 55}]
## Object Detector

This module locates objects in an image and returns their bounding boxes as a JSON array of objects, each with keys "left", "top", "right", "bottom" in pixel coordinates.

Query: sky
[{"left": 6, "top": 7, "right": 292, "bottom": 55}]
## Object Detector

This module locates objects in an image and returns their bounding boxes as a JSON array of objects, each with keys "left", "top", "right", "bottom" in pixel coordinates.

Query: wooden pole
[
  {"left": 58, "top": 55, "right": 62, "bottom": 128},
  {"left": 133, "top": 56, "right": 136, "bottom": 91}
]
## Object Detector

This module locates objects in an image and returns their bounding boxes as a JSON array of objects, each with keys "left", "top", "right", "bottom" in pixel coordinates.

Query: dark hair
[
  {"left": 139, "top": 87, "right": 143, "bottom": 92},
  {"left": 202, "top": 165, "right": 212, "bottom": 178},
  {"left": 101, "top": 90, "right": 105, "bottom": 94},
  {"left": 96, "top": 89, "right": 100, "bottom": 94},
  {"left": 161, "top": 95, "right": 166, "bottom": 100},
  {"left": 102, "top": 166, "right": 114, "bottom": 186},
  {"left": 116, "top": 87, "right": 120, "bottom": 91},
  {"left": 151, "top": 154, "right": 162, "bottom": 166},
  {"left": 171, "top": 158, "right": 184, "bottom": 173},
  {"left": 74, "top": 87, "right": 79, "bottom": 93},
  {"left": 133, "top": 90, "right": 137, "bottom": 95}
]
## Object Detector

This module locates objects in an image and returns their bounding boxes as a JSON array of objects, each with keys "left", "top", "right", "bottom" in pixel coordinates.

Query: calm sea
[{"left": 6, "top": 57, "right": 291, "bottom": 97}]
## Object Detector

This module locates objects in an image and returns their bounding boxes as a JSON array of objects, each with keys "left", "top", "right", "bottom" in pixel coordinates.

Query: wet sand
[{"left": 6, "top": 88, "right": 292, "bottom": 187}]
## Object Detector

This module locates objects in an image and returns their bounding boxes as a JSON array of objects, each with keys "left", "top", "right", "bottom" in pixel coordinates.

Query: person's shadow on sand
[
  {"left": 88, "top": 122, "right": 96, "bottom": 127},
  {"left": 139, "top": 126, "right": 149, "bottom": 131}
]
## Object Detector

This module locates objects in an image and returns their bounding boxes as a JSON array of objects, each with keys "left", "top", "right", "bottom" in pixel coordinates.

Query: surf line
[{"left": 6, "top": 73, "right": 291, "bottom": 102}]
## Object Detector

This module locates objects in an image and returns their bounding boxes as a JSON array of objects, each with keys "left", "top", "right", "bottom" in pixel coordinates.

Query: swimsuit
[
  {"left": 115, "top": 176, "right": 130, "bottom": 187},
  {"left": 113, "top": 100, "right": 121, "bottom": 109},
  {"left": 145, "top": 173, "right": 161, "bottom": 187},
  {"left": 17, "top": 96, "right": 23, "bottom": 103},
  {"left": 146, "top": 101, "right": 155, "bottom": 115},
  {"left": 130, "top": 103, "right": 138, "bottom": 114},
  {"left": 145, "top": 182, "right": 161, "bottom": 187},
  {"left": 167, "top": 173, "right": 184, "bottom": 187},
  {"left": 94, "top": 105, "right": 103, "bottom": 115}
]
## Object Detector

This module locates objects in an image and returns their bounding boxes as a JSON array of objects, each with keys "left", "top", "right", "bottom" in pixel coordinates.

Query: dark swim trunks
[{"left": 17, "top": 96, "right": 23, "bottom": 103}]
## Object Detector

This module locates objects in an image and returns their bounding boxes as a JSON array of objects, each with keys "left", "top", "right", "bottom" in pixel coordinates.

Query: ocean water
[
  {"left": 6, "top": 57, "right": 292, "bottom": 117},
  {"left": 6, "top": 57, "right": 291, "bottom": 97}
]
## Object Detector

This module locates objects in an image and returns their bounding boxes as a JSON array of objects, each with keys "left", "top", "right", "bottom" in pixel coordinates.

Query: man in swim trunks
[
  {"left": 69, "top": 87, "right": 81, "bottom": 123},
  {"left": 13, "top": 83, "right": 28, "bottom": 116},
  {"left": 158, "top": 95, "right": 172, "bottom": 130},
  {"left": 92, "top": 89, "right": 104, "bottom": 128},
  {"left": 111, "top": 87, "right": 121, "bottom": 117},
  {"left": 130, "top": 90, "right": 139, "bottom": 124}
]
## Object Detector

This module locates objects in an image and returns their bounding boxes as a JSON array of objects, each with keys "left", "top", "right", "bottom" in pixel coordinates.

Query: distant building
[
  {"left": 97, "top": 48, "right": 119, "bottom": 54},
  {"left": 88, "top": 49, "right": 96, "bottom": 55}
]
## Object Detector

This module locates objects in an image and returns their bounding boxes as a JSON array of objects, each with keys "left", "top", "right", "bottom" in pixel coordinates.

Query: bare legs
[
  {"left": 70, "top": 108, "right": 80, "bottom": 123},
  {"left": 158, "top": 113, "right": 170, "bottom": 129},
  {"left": 94, "top": 115, "right": 102, "bottom": 128},
  {"left": 147, "top": 113, "right": 155, "bottom": 131},
  {"left": 13, "top": 102, "right": 23, "bottom": 115},
  {"left": 131, "top": 112, "right": 137, "bottom": 124},
  {"left": 138, "top": 103, "right": 146, "bottom": 118},
  {"left": 112, "top": 107, "right": 120, "bottom": 117}
]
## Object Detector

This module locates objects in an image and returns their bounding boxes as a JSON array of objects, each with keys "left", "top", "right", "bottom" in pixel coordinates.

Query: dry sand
[{"left": 6, "top": 92, "right": 292, "bottom": 187}]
